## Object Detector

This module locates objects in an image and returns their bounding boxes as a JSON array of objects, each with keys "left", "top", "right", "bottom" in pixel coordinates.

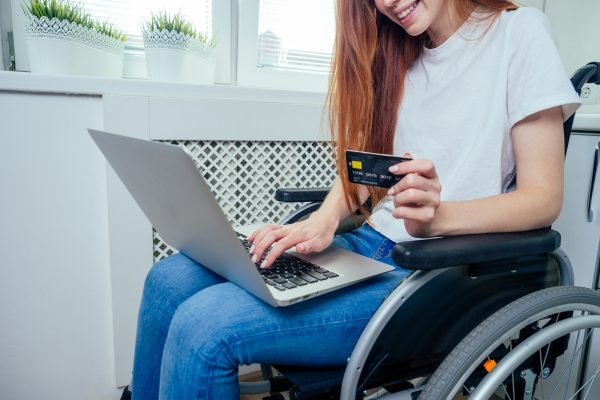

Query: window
[
  {"left": 10, "top": 0, "right": 335, "bottom": 90},
  {"left": 77, "top": 0, "right": 212, "bottom": 50},
  {"left": 10, "top": 0, "right": 214, "bottom": 77},
  {"left": 257, "top": 0, "right": 335, "bottom": 74},
  {"left": 238, "top": 0, "right": 336, "bottom": 92}
]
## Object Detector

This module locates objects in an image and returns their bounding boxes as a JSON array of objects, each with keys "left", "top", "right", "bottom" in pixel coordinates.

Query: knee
[
  {"left": 145, "top": 254, "right": 190, "bottom": 288},
  {"left": 141, "top": 254, "right": 213, "bottom": 315},
  {"left": 165, "top": 295, "right": 237, "bottom": 368}
]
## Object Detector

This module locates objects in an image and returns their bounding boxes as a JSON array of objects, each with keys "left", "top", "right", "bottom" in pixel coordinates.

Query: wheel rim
[
  {"left": 445, "top": 303, "right": 600, "bottom": 399},
  {"left": 419, "top": 288, "right": 600, "bottom": 400},
  {"left": 470, "top": 315, "right": 600, "bottom": 400}
]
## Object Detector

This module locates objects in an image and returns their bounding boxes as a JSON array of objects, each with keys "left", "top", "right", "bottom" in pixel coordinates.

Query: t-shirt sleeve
[{"left": 506, "top": 8, "right": 580, "bottom": 128}]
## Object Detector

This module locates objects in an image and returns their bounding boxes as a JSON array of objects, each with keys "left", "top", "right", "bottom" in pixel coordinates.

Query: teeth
[{"left": 398, "top": 1, "right": 417, "bottom": 20}]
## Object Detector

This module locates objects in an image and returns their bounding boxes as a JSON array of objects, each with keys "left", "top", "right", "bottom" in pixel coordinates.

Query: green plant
[
  {"left": 143, "top": 11, "right": 216, "bottom": 48},
  {"left": 93, "top": 20, "right": 127, "bottom": 42},
  {"left": 22, "top": 0, "right": 126, "bottom": 42}
]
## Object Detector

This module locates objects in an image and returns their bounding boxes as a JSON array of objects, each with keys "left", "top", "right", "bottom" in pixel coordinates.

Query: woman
[{"left": 131, "top": 0, "right": 580, "bottom": 398}]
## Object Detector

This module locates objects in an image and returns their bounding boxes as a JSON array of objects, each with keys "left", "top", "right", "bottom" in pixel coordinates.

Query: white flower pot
[
  {"left": 143, "top": 29, "right": 215, "bottom": 85},
  {"left": 25, "top": 16, "right": 124, "bottom": 78}
]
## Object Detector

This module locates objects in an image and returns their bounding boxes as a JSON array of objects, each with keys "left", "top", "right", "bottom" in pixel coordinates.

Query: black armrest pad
[
  {"left": 392, "top": 228, "right": 561, "bottom": 270},
  {"left": 275, "top": 188, "right": 330, "bottom": 203}
]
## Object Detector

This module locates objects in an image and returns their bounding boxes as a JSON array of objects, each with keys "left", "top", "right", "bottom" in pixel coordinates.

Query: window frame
[
  {"left": 9, "top": 0, "right": 332, "bottom": 91},
  {"left": 236, "top": 0, "right": 330, "bottom": 92}
]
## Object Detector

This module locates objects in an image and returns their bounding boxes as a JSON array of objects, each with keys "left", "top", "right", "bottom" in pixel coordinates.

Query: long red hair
[{"left": 328, "top": 0, "right": 517, "bottom": 219}]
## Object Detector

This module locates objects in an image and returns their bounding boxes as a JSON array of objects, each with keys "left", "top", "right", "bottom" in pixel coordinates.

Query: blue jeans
[{"left": 132, "top": 223, "right": 411, "bottom": 400}]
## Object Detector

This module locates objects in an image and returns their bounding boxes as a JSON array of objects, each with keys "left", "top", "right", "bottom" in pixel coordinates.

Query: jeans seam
[
  {"left": 202, "top": 316, "right": 374, "bottom": 367},
  {"left": 189, "top": 317, "right": 373, "bottom": 398},
  {"left": 373, "top": 239, "right": 392, "bottom": 260}
]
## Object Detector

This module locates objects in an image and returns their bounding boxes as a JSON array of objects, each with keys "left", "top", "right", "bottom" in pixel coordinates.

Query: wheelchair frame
[
  {"left": 237, "top": 62, "right": 600, "bottom": 400},
  {"left": 339, "top": 248, "right": 574, "bottom": 399}
]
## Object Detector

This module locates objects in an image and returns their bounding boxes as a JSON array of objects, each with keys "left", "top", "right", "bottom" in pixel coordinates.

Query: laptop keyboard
[{"left": 237, "top": 233, "right": 339, "bottom": 291}]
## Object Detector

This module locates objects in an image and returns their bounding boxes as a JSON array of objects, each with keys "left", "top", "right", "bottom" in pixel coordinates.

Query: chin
[{"left": 402, "top": 24, "right": 428, "bottom": 37}]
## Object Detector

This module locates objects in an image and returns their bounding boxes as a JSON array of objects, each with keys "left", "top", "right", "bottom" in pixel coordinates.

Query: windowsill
[
  {"left": 0, "top": 70, "right": 327, "bottom": 104},
  {"left": 2, "top": 70, "right": 600, "bottom": 132}
]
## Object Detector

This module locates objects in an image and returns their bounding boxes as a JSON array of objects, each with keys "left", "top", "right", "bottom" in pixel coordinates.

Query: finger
[
  {"left": 389, "top": 158, "right": 437, "bottom": 178},
  {"left": 388, "top": 152, "right": 414, "bottom": 173},
  {"left": 248, "top": 224, "right": 281, "bottom": 253},
  {"left": 388, "top": 173, "right": 441, "bottom": 195},
  {"left": 252, "top": 228, "right": 288, "bottom": 264},
  {"left": 392, "top": 188, "right": 440, "bottom": 208},
  {"left": 259, "top": 234, "right": 303, "bottom": 269},
  {"left": 392, "top": 205, "right": 436, "bottom": 223},
  {"left": 246, "top": 228, "right": 260, "bottom": 242},
  {"left": 248, "top": 224, "right": 279, "bottom": 242}
]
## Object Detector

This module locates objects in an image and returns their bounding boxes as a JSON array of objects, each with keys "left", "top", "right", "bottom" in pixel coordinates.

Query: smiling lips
[{"left": 395, "top": 0, "right": 420, "bottom": 23}]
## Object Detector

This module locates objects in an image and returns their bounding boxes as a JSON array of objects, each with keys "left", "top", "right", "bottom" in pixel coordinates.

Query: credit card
[{"left": 346, "top": 150, "right": 412, "bottom": 188}]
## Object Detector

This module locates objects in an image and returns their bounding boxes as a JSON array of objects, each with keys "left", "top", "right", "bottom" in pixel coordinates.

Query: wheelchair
[{"left": 238, "top": 62, "right": 600, "bottom": 400}]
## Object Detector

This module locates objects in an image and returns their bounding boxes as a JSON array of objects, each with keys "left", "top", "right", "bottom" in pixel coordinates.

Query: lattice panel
[{"left": 153, "top": 140, "right": 337, "bottom": 261}]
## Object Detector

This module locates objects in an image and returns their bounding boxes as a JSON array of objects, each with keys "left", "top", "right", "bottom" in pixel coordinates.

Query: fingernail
[
  {"left": 249, "top": 245, "right": 255, "bottom": 255},
  {"left": 387, "top": 188, "right": 394, "bottom": 195},
  {"left": 260, "top": 260, "right": 267, "bottom": 269},
  {"left": 252, "top": 254, "right": 257, "bottom": 263},
  {"left": 389, "top": 165, "right": 398, "bottom": 172}
]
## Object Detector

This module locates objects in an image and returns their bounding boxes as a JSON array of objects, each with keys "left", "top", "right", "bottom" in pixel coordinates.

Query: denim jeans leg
[
  {"left": 332, "top": 223, "right": 409, "bottom": 269},
  {"left": 135, "top": 223, "right": 411, "bottom": 400},
  {"left": 131, "top": 253, "right": 225, "bottom": 400},
  {"left": 159, "top": 268, "right": 408, "bottom": 400}
]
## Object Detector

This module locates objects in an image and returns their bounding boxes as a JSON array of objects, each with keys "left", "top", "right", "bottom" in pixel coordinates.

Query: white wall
[
  {"left": 544, "top": 0, "right": 600, "bottom": 115},
  {"left": 515, "top": 0, "right": 600, "bottom": 77},
  {"left": 545, "top": 0, "right": 600, "bottom": 75},
  {"left": 0, "top": 73, "right": 328, "bottom": 398},
  {"left": 0, "top": 92, "right": 121, "bottom": 400}
]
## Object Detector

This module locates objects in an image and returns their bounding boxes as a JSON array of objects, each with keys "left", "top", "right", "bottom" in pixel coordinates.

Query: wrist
[
  {"left": 429, "top": 202, "right": 450, "bottom": 237},
  {"left": 309, "top": 208, "right": 341, "bottom": 231}
]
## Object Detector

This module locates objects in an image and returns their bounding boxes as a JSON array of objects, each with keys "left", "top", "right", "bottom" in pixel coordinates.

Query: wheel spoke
[
  {"left": 539, "top": 348, "right": 546, "bottom": 399},
  {"left": 510, "top": 341, "right": 516, "bottom": 400},
  {"left": 418, "top": 287, "right": 600, "bottom": 400},
  {"left": 563, "top": 327, "right": 583, "bottom": 400},
  {"left": 538, "top": 313, "right": 560, "bottom": 400},
  {"left": 581, "top": 360, "right": 600, "bottom": 400},
  {"left": 462, "top": 383, "right": 471, "bottom": 396},
  {"left": 565, "top": 367, "right": 600, "bottom": 400},
  {"left": 541, "top": 314, "right": 561, "bottom": 370},
  {"left": 547, "top": 328, "right": 593, "bottom": 399}
]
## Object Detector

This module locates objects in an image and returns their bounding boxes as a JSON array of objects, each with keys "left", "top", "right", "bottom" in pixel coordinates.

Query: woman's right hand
[{"left": 246, "top": 212, "right": 338, "bottom": 269}]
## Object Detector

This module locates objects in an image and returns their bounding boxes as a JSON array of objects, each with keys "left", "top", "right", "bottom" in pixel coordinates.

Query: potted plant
[
  {"left": 142, "top": 11, "right": 216, "bottom": 84},
  {"left": 23, "top": 0, "right": 126, "bottom": 78}
]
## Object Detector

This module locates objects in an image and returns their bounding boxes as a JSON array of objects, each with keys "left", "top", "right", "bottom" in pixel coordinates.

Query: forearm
[
  {"left": 430, "top": 186, "right": 563, "bottom": 237},
  {"left": 312, "top": 177, "right": 369, "bottom": 225}
]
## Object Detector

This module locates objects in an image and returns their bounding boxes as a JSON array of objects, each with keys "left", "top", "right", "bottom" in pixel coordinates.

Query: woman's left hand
[{"left": 387, "top": 154, "right": 442, "bottom": 238}]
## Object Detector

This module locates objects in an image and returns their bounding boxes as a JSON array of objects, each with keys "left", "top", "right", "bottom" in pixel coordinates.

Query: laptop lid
[{"left": 89, "top": 129, "right": 393, "bottom": 307}]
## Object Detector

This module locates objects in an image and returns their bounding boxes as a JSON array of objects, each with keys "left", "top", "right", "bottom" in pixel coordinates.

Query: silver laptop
[{"left": 89, "top": 129, "right": 394, "bottom": 307}]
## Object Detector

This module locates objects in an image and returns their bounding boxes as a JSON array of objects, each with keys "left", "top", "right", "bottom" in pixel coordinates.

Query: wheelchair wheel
[{"left": 419, "top": 286, "right": 600, "bottom": 400}]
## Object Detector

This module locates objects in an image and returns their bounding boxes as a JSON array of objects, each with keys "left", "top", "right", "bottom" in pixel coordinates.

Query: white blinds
[
  {"left": 257, "top": 0, "right": 335, "bottom": 73},
  {"left": 76, "top": 0, "right": 211, "bottom": 49}
]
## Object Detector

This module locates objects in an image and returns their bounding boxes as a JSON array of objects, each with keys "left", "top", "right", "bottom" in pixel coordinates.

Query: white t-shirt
[{"left": 369, "top": 7, "right": 581, "bottom": 243}]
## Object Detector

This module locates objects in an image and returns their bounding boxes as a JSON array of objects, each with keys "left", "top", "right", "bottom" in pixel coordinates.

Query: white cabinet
[{"left": 554, "top": 130, "right": 600, "bottom": 396}]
